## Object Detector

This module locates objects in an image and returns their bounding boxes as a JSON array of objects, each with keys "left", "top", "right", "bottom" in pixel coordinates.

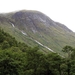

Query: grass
[{"left": 0, "top": 10, "right": 75, "bottom": 56}]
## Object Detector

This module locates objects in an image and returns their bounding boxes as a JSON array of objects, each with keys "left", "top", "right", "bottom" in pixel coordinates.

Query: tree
[
  {"left": 0, "top": 50, "right": 18, "bottom": 75},
  {"left": 62, "top": 45, "right": 73, "bottom": 58},
  {"left": 70, "top": 60, "right": 75, "bottom": 75},
  {"left": 46, "top": 53, "right": 62, "bottom": 75},
  {"left": 0, "top": 32, "right": 5, "bottom": 43},
  {"left": 2, "top": 41, "right": 10, "bottom": 49},
  {"left": 71, "top": 48, "right": 75, "bottom": 59},
  {"left": 62, "top": 46, "right": 74, "bottom": 75}
]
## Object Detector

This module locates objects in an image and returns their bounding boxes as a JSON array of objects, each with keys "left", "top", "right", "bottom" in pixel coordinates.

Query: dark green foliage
[
  {"left": 62, "top": 45, "right": 73, "bottom": 52},
  {"left": 0, "top": 30, "right": 5, "bottom": 43},
  {"left": 0, "top": 29, "right": 18, "bottom": 48},
  {"left": 62, "top": 45, "right": 74, "bottom": 58},
  {"left": 0, "top": 28, "right": 75, "bottom": 75},
  {"left": 0, "top": 50, "right": 20, "bottom": 75},
  {"left": 2, "top": 41, "right": 10, "bottom": 49}
]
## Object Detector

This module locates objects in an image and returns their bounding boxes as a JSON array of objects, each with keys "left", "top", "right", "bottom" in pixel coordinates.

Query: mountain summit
[{"left": 0, "top": 10, "right": 75, "bottom": 54}]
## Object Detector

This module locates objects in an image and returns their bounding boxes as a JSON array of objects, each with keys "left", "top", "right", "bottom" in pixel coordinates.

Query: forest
[{"left": 0, "top": 28, "right": 75, "bottom": 75}]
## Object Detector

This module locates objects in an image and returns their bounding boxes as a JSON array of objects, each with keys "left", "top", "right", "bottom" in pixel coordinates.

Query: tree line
[{"left": 0, "top": 28, "right": 75, "bottom": 75}]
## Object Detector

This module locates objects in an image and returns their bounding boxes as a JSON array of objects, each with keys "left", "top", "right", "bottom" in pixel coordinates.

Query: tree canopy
[{"left": 0, "top": 28, "right": 75, "bottom": 75}]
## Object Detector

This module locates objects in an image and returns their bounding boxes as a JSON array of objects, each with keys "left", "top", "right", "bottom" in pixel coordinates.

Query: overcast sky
[{"left": 0, "top": 0, "right": 75, "bottom": 32}]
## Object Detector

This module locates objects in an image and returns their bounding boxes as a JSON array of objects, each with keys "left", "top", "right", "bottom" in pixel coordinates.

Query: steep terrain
[{"left": 0, "top": 10, "right": 75, "bottom": 55}]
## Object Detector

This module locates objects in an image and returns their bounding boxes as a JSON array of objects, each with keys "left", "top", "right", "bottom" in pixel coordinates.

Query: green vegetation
[
  {"left": 0, "top": 27, "right": 75, "bottom": 75},
  {"left": 0, "top": 10, "right": 75, "bottom": 56}
]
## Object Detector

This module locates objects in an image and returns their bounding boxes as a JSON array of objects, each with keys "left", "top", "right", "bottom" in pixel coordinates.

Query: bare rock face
[{"left": 10, "top": 10, "right": 72, "bottom": 33}]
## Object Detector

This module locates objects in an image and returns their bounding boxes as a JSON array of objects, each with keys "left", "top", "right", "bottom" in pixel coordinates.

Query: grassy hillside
[
  {"left": 0, "top": 23, "right": 50, "bottom": 53},
  {"left": 0, "top": 10, "right": 75, "bottom": 55}
]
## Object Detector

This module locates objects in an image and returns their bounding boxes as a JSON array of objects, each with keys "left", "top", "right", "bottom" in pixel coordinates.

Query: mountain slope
[{"left": 0, "top": 10, "right": 75, "bottom": 55}]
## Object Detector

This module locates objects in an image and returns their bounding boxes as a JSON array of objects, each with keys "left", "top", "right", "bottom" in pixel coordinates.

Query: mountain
[{"left": 0, "top": 10, "right": 75, "bottom": 55}]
